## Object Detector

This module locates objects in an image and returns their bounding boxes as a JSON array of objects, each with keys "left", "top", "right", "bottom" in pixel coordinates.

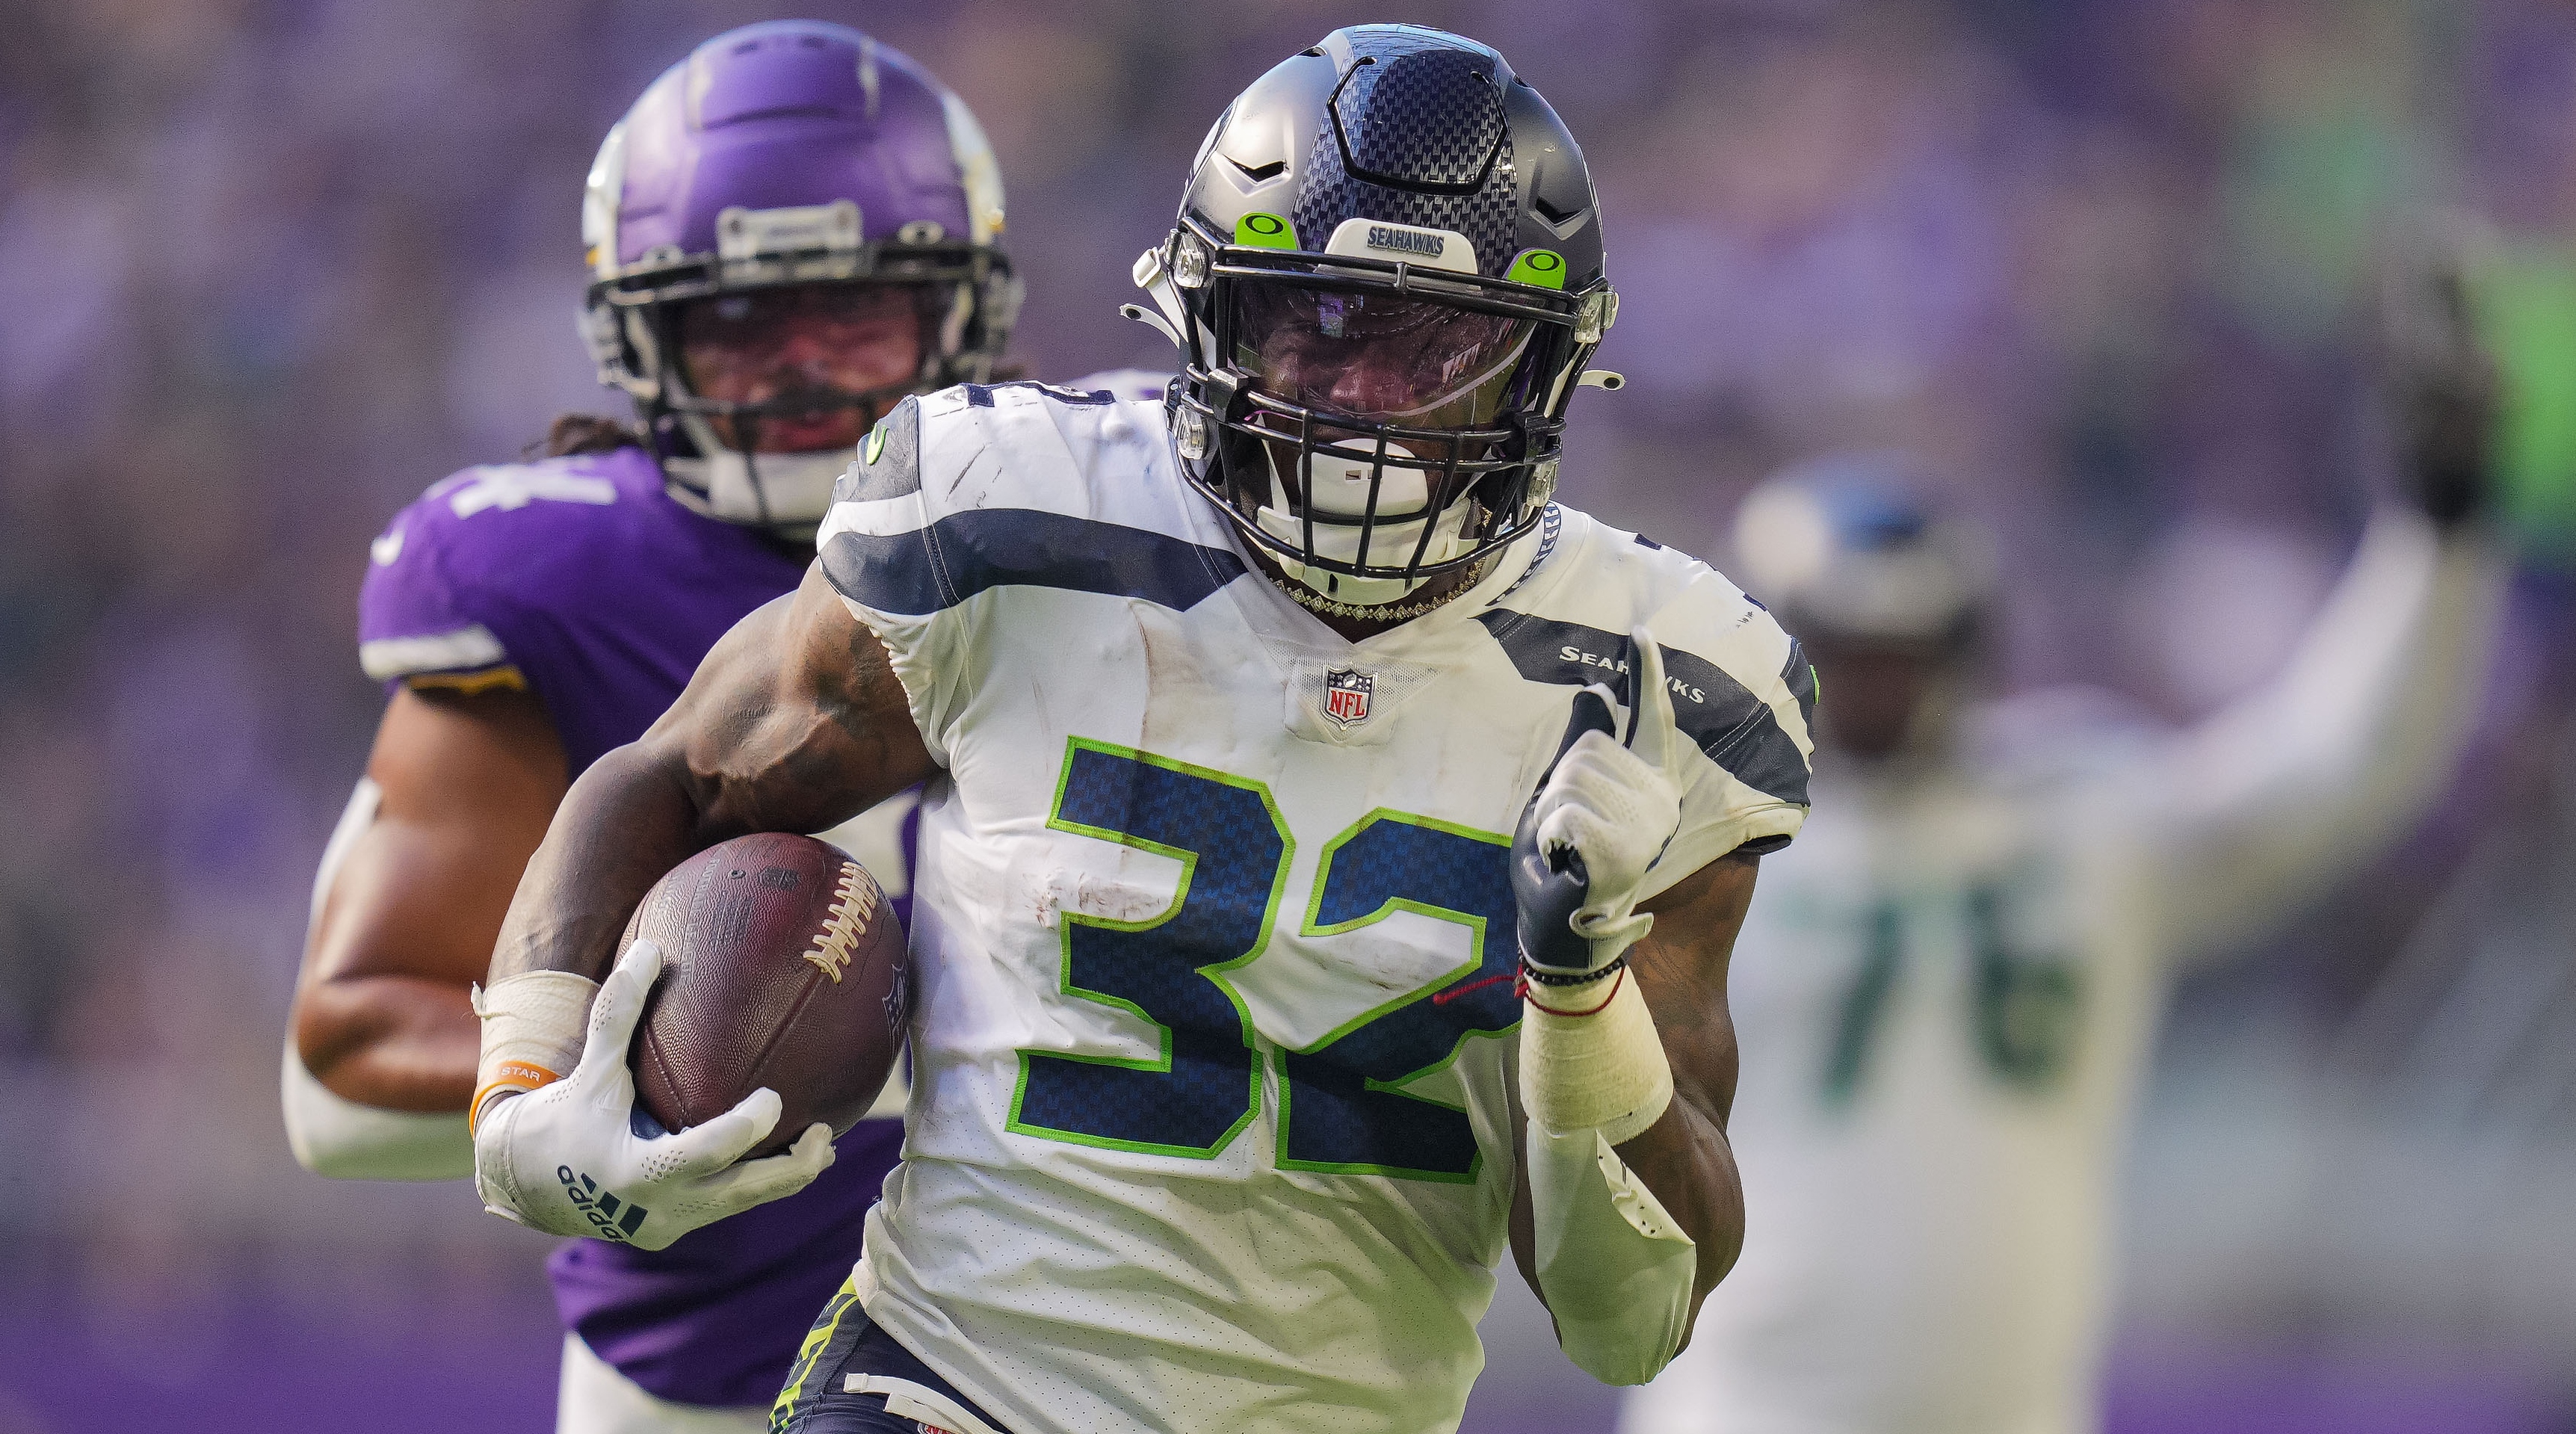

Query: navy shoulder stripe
[
  {"left": 824, "top": 510, "right": 1247, "bottom": 617},
  {"left": 1473, "top": 609, "right": 1810, "bottom": 806},
  {"left": 835, "top": 398, "right": 923, "bottom": 504}
]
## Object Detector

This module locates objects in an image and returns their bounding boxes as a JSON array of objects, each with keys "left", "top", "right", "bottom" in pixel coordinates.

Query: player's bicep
[
  {"left": 295, "top": 686, "right": 566, "bottom": 1075},
  {"left": 655, "top": 564, "right": 933, "bottom": 841}
]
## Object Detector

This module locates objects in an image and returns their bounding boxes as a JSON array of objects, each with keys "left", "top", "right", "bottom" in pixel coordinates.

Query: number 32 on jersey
[{"left": 1008, "top": 738, "right": 1524, "bottom": 1183}]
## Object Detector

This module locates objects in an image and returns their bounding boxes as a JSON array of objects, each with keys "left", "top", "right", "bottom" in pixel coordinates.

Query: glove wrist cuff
[
  {"left": 1519, "top": 910, "right": 1652, "bottom": 986},
  {"left": 472, "top": 971, "right": 598, "bottom": 1131},
  {"left": 471, "top": 1089, "right": 534, "bottom": 1225}
]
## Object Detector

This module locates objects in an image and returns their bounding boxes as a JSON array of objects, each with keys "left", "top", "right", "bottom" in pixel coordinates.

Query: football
[{"left": 623, "top": 832, "right": 906, "bottom": 1159}]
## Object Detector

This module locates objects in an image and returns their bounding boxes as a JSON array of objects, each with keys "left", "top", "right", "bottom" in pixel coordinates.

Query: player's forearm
[
  {"left": 2255, "top": 512, "right": 2498, "bottom": 792},
  {"left": 2159, "top": 510, "right": 2504, "bottom": 948},
  {"left": 1622, "top": 923, "right": 1751, "bottom": 1302},
  {"left": 489, "top": 741, "right": 711, "bottom": 984},
  {"left": 1514, "top": 853, "right": 1759, "bottom": 1382},
  {"left": 294, "top": 974, "right": 481, "bottom": 1110},
  {"left": 1613, "top": 1091, "right": 1747, "bottom": 1304}
]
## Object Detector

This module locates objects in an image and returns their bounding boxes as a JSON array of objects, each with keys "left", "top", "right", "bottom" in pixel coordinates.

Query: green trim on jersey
[
  {"left": 1004, "top": 735, "right": 1291, "bottom": 1160},
  {"left": 1276, "top": 809, "right": 1522, "bottom": 1183}
]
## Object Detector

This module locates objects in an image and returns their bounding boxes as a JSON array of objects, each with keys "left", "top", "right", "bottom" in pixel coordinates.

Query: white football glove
[
  {"left": 472, "top": 940, "right": 834, "bottom": 1251},
  {"left": 1513, "top": 625, "right": 1687, "bottom": 977},
  {"left": 1515, "top": 626, "right": 1687, "bottom": 1145}
]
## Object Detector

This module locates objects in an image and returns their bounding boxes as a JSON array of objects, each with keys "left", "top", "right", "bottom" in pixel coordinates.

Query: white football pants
[{"left": 558, "top": 1332, "right": 768, "bottom": 1434}]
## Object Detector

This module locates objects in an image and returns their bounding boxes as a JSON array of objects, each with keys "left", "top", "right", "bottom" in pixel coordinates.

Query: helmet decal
[
  {"left": 581, "top": 120, "right": 629, "bottom": 279},
  {"left": 1505, "top": 248, "right": 1567, "bottom": 289},
  {"left": 1235, "top": 213, "right": 1298, "bottom": 249},
  {"left": 1292, "top": 43, "right": 1522, "bottom": 279},
  {"left": 1331, "top": 42, "right": 1507, "bottom": 187},
  {"left": 939, "top": 87, "right": 1008, "bottom": 244}
]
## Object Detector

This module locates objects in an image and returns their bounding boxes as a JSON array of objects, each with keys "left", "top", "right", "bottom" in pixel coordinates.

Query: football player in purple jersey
[{"left": 282, "top": 22, "right": 1021, "bottom": 1433}]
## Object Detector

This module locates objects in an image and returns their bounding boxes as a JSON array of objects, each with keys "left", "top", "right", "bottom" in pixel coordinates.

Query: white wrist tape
[
  {"left": 1519, "top": 968, "right": 1673, "bottom": 1145},
  {"left": 281, "top": 1041, "right": 472, "bottom": 1181},
  {"left": 471, "top": 970, "right": 599, "bottom": 1130},
  {"left": 1528, "top": 1125, "right": 1698, "bottom": 1385}
]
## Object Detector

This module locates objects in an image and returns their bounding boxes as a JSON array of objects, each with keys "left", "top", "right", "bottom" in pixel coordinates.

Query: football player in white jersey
[
  {"left": 1620, "top": 262, "right": 2509, "bottom": 1434},
  {"left": 460, "top": 25, "right": 1817, "bottom": 1434}
]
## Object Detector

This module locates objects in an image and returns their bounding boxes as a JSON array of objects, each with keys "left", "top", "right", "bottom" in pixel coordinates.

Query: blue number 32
[{"left": 1007, "top": 738, "right": 1524, "bottom": 1182}]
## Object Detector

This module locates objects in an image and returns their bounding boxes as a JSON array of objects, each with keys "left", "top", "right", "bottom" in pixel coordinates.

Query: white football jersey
[
  {"left": 815, "top": 382, "right": 1814, "bottom": 1434},
  {"left": 1624, "top": 513, "right": 2502, "bottom": 1434},
  {"left": 1634, "top": 744, "right": 2166, "bottom": 1434}
]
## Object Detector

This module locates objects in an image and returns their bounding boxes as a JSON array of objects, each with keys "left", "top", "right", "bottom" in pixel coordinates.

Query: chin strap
[{"left": 1264, "top": 554, "right": 1489, "bottom": 622}]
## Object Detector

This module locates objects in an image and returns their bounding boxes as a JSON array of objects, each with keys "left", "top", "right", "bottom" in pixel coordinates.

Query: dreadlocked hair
[{"left": 529, "top": 413, "right": 644, "bottom": 458}]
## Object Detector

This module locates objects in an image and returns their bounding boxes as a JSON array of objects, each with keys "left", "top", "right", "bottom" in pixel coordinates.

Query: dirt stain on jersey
[{"left": 1026, "top": 868, "right": 1173, "bottom": 930}]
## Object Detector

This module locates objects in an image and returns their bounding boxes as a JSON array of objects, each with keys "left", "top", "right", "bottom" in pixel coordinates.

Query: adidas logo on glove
[{"left": 557, "top": 1165, "right": 650, "bottom": 1241}]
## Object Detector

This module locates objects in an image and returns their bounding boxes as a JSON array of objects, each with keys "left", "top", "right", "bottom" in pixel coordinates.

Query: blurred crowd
[{"left": 2, "top": 0, "right": 2573, "bottom": 1427}]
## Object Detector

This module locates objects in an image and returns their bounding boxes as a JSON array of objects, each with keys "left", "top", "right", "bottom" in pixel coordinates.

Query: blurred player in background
[
  {"left": 472, "top": 25, "right": 1817, "bottom": 1434},
  {"left": 1620, "top": 263, "right": 2510, "bottom": 1434},
  {"left": 282, "top": 22, "right": 1025, "bottom": 1433}
]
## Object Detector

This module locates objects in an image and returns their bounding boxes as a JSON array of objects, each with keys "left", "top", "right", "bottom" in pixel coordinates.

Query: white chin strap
[
  {"left": 1254, "top": 437, "right": 1475, "bottom": 607},
  {"left": 663, "top": 410, "right": 848, "bottom": 533}
]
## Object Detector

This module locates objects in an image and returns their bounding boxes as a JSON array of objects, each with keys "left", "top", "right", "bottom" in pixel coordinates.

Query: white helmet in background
[{"left": 1732, "top": 453, "right": 1992, "bottom": 653}]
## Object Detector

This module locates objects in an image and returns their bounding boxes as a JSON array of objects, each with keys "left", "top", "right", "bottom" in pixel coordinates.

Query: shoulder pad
[
  {"left": 836, "top": 397, "right": 924, "bottom": 505},
  {"left": 1477, "top": 512, "right": 1814, "bottom": 806},
  {"left": 818, "top": 384, "right": 1243, "bottom": 620},
  {"left": 356, "top": 451, "right": 644, "bottom": 690}
]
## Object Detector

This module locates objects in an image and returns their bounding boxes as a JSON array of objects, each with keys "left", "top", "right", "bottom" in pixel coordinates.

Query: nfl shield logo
[{"left": 1322, "top": 668, "right": 1374, "bottom": 728}]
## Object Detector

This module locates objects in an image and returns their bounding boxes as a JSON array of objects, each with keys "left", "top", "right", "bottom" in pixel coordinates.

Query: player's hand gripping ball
[
  {"left": 472, "top": 938, "right": 835, "bottom": 1251},
  {"left": 624, "top": 832, "right": 908, "bottom": 1157},
  {"left": 470, "top": 834, "right": 906, "bottom": 1249},
  {"left": 1512, "top": 625, "right": 1687, "bottom": 980}
]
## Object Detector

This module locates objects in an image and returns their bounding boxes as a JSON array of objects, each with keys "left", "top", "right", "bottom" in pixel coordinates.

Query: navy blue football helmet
[{"left": 1137, "top": 26, "right": 1617, "bottom": 608}]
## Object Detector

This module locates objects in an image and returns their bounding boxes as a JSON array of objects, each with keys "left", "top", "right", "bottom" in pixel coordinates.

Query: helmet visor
[
  {"left": 1229, "top": 283, "right": 1539, "bottom": 432},
  {"left": 675, "top": 281, "right": 936, "bottom": 451}
]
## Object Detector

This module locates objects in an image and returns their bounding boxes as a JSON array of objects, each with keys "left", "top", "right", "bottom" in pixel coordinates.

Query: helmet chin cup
[
  {"left": 1253, "top": 501, "right": 1471, "bottom": 605},
  {"left": 662, "top": 407, "right": 847, "bottom": 533},
  {"left": 1250, "top": 436, "right": 1474, "bottom": 605}
]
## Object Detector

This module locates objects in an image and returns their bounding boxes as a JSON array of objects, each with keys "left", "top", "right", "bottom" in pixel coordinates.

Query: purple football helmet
[{"left": 581, "top": 20, "right": 1019, "bottom": 533}]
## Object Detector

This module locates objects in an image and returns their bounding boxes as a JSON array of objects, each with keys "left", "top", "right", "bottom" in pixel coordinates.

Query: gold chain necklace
[{"left": 1269, "top": 556, "right": 1492, "bottom": 623}]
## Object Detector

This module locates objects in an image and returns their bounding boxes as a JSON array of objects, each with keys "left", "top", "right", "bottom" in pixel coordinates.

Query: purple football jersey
[{"left": 357, "top": 445, "right": 906, "bottom": 1409}]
